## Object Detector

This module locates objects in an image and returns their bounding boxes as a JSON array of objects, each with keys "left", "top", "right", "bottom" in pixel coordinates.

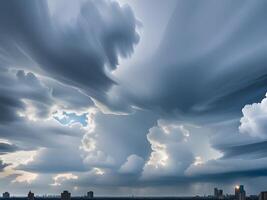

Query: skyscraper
[
  {"left": 87, "top": 191, "right": 94, "bottom": 199},
  {"left": 28, "top": 191, "right": 34, "bottom": 200},
  {"left": 235, "top": 185, "right": 246, "bottom": 200},
  {"left": 61, "top": 191, "right": 71, "bottom": 200},
  {"left": 218, "top": 189, "right": 223, "bottom": 198},
  {"left": 2, "top": 192, "right": 10, "bottom": 198},
  {"left": 214, "top": 188, "right": 219, "bottom": 197},
  {"left": 259, "top": 191, "right": 267, "bottom": 200},
  {"left": 214, "top": 187, "right": 223, "bottom": 199},
  {"left": 235, "top": 186, "right": 239, "bottom": 199}
]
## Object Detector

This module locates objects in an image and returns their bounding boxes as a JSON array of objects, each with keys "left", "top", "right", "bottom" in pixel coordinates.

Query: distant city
[{"left": 1, "top": 185, "right": 267, "bottom": 200}]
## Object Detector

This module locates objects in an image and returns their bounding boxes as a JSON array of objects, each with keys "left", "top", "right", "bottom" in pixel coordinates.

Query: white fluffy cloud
[
  {"left": 142, "top": 120, "right": 194, "bottom": 179},
  {"left": 186, "top": 93, "right": 267, "bottom": 178},
  {"left": 51, "top": 173, "right": 78, "bottom": 186},
  {"left": 239, "top": 93, "right": 267, "bottom": 138},
  {"left": 119, "top": 154, "right": 144, "bottom": 174}
]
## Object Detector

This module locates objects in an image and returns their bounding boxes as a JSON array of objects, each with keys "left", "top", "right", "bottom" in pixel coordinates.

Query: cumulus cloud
[
  {"left": 51, "top": 173, "right": 78, "bottom": 186},
  {"left": 81, "top": 109, "right": 157, "bottom": 169},
  {"left": 142, "top": 120, "right": 194, "bottom": 179},
  {"left": 19, "top": 147, "right": 88, "bottom": 173},
  {"left": 239, "top": 93, "right": 267, "bottom": 138},
  {"left": 119, "top": 154, "right": 144, "bottom": 174},
  {"left": 12, "top": 171, "right": 38, "bottom": 184},
  {"left": 186, "top": 93, "right": 267, "bottom": 180},
  {"left": 83, "top": 150, "right": 115, "bottom": 169},
  {"left": 210, "top": 93, "right": 267, "bottom": 155}
]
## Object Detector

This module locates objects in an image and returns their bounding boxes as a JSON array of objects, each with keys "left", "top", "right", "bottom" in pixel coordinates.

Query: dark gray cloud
[
  {"left": 0, "top": 119, "right": 85, "bottom": 150},
  {"left": 0, "top": 142, "right": 18, "bottom": 155},
  {"left": 0, "top": 69, "right": 50, "bottom": 123},
  {"left": 0, "top": 160, "right": 9, "bottom": 172},
  {"left": 107, "top": 0, "right": 267, "bottom": 122},
  {"left": 0, "top": 94, "right": 24, "bottom": 123},
  {"left": 0, "top": 0, "right": 139, "bottom": 98},
  {"left": 0, "top": 69, "right": 93, "bottom": 124},
  {"left": 186, "top": 156, "right": 267, "bottom": 182},
  {"left": 0, "top": 0, "right": 141, "bottom": 192},
  {"left": 221, "top": 141, "right": 267, "bottom": 159},
  {"left": 18, "top": 147, "right": 87, "bottom": 173},
  {"left": 0, "top": 0, "right": 267, "bottom": 195},
  {"left": 49, "top": 82, "right": 93, "bottom": 112}
]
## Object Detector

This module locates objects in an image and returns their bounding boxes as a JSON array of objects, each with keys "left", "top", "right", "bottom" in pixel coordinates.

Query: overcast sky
[{"left": 0, "top": 0, "right": 267, "bottom": 196}]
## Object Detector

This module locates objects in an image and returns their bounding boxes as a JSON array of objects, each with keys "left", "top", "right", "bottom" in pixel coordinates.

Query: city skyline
[
  {"left": 0, "top": 185, "right": 260, "bottom": 197},
  {"left": 0, "top": 0, "right": 267, "bottom": 196}
]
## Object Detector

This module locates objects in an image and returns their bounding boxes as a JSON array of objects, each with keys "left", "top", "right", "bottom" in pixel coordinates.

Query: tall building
[
  {"left": 214, "top": 187, "right": 223, "bottom": 198},
  {"left": 235, "top": 186, "right": 239, "bottom": 199},
  {"left": 214, "top": 188, "right": 219, "bottom": 197},
  {"left": 239, "top": 191, "right": 246, "bottom": 200},
  {"left": 2, "top": 192, "right": 10, "bottom": 198},
  {"left": 235, "top": 185, "right": 246, "bottom": 200},
  {"left": 218, "top": 189, "right": 223, "bottom": 198},
  {"left": 240, "top": 185, "right": 244, "bottom": 192},
  {"left": 28, "top": 191, "right": 34, "bottom": 200},
  {"left": 259, "top": 191, "right": 267, "bottom": 200},
  {"left": 87, "top": 191, "right": 94, "bottom": 199},
  {"left": 61, "top": 190, "right": 71, "bottom": 200}
]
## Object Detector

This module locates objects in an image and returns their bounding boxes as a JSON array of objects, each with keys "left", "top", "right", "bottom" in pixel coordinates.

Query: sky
[{"left": 0, "top": 0, "right": 267, "bottom": 196}]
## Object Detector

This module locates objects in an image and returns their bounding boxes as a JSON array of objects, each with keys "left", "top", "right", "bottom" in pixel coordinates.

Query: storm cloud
[
  {"left": 0, "top": 0, "right": 139, "bottom": 98},
  {"left": 0, "top": 0, "right": 267, "bottom": 196},
  {"left": 107, "top": 0, "right": 267, "bottom": 120}
]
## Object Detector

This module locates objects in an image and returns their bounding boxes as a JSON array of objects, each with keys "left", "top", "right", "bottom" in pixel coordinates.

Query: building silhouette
[
  {"left": 259, "top": 191, "right": 267, "bottom": 200},
  {"left": 28, "top": 191, "right": 34, "bottom": 200},
  {"left": 235, "top": 185, "right": 246, "bottom": 200},
  {"left": 61, "top": 191, "right": 71, "bottom": 200},
  {"left": 214, "top": 187, "right": 224, "bottom": 199},
  {"left": 218, "top": 189, "right": 223, "bottom": 199},
  {"left": 2, "top": 192, "right": 10, "bottom": 198},
  {"left": 214, "top": 188, "right": 219, "bottom": 197},
  {"left": 87, "top": 191, "right": 93, "bottom": 199}
]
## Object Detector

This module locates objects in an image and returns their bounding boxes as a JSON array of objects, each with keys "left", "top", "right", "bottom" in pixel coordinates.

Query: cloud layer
[{"left": 0, "top": 0, "right": 267, "bottom": 196}]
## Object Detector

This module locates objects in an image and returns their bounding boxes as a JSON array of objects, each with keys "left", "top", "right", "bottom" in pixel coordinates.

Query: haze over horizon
[{"left": 0, "top": 0, "right": 267, "bottom": 196}]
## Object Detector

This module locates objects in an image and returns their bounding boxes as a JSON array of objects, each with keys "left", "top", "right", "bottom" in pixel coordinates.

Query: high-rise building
[
  {"left": 218, "top": 189, "right": 223, "bottom": 198},
  {"left": 235, "top": 185, "right": 246, "bottom": 200},
  {"left": 239, "top": 191, "right": 246, "bottom": 200},
  {"left": 3, "top": 192, "right": 10, "bottom": 198},
  {"left": 87, "top": 191, "right": 94, "bottom": 199},
  {"left": 240, "top": 185, "right": 244, "bottom": 192},
  {"left": 235, "top": 186, "right": 241, "bottom": 199},
  {"left": 28, "top": 191, "right": 34, "bottom": 200},
  {"left": 61, "top": 190, "right": 71, "bottom": 200},
  {"left": 214, "top": 188, "right": 219, "bottom": 197},
  {"left": 214, "top": 187, "right": 223, "bottom": 198},
  {"left": 259, "top": 191, "right": 267, "bottom": 200}
]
